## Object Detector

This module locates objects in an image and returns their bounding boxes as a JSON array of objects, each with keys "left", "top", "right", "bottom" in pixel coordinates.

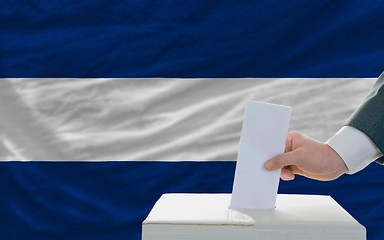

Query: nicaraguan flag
[{"left": 1, "top": 1, "right": 384, "bottom": 240}]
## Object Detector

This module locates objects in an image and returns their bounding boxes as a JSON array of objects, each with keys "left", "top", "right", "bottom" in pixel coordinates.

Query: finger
[
  {"left": 264, "top": 150, "right": 302, "bottom": 171},
  {"left": 284, "top": 131, "right": 301, "bottom": 153},
  {"left": 281, "top": 167, "right": 295, "bottom": 181},
  {"left": 284, "top": 134, "right": 293, "bottom": 153},
  {"left": 289, "top": 165, "right": 304, "bottom": 176}
]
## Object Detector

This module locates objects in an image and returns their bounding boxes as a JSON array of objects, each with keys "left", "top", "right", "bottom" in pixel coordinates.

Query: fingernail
[
  {"left": 264, "top": 161, "right": 273, "bottom": 170},
  {"left": 281, "top": 171, "right": 294, "bottom": 181},
  {"left": 281, "top": 171, "right": 290, "bottom": 180}
]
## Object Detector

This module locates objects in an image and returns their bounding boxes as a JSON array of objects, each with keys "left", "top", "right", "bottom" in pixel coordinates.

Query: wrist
[{"left": 325, "top": 143, "right": 348, "bottom": 176}]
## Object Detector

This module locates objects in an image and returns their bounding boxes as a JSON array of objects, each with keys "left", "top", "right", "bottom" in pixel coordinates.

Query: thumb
[{"left": 264, "top": 151, "right": 301, "bottom": 171}]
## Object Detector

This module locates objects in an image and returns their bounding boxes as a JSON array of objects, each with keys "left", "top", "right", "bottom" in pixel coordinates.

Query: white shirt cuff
[{"left": 326, "top": 126, "right": 383, "bottom": 174}]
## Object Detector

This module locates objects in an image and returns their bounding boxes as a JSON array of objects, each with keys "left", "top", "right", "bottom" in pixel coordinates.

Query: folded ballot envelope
[{"left": 142, "top": 193, "right": 366, "bottom": 240}]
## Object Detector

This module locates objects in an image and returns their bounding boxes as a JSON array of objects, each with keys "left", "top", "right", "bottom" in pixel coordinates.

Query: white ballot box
[{"left": 142, "top": 194, "right": 365, "bottom": 240}]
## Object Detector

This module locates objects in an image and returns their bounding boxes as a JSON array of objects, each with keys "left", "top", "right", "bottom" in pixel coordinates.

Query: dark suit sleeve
[{"left": 345, "top": 72, "right": 384, "bottom": 164}]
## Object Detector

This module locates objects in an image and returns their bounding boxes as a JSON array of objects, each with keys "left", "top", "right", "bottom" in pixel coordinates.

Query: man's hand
[{"left": 264, "top": 131, "right": 349, "bottom": 181}]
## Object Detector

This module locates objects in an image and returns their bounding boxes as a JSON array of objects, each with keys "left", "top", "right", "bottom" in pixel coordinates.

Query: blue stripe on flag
[
  {"left": 2, "top": 161, "right": 383, "bottom": 240},
  {"left": 2, "top": 1, "right": 384, "bottom": 78},
  {"left": 1, "top": 161, "right": 236, "bottom": 240}
]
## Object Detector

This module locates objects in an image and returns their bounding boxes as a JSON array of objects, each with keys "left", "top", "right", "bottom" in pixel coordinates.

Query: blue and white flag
[{"left": 1, "top": 1, "right": 384, "bottom": 240}]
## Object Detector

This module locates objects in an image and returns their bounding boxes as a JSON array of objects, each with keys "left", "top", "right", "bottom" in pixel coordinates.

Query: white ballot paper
[{"left": 230, "top": 101, "right": 291, "bottom": 209}]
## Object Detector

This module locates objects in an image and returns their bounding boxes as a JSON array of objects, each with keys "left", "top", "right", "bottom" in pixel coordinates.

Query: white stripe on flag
[{"left": 0, "top": 78, "right": 376, "bottom": 161}]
